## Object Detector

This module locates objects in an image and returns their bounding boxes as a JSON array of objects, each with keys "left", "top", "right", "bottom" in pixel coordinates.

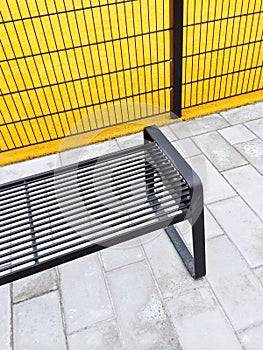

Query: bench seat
[{"left": 0, "top": 126, "right": 206, "bottom": 285}]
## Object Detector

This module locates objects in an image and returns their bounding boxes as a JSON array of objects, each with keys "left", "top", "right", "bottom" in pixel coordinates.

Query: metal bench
[{"left": 0, "top": 126, "right": 206, "bottom": 286}]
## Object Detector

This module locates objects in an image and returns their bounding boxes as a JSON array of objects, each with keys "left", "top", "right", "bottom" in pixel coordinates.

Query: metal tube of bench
[{"left": 143, "top": 125, "right": 206, "bottom": 279}]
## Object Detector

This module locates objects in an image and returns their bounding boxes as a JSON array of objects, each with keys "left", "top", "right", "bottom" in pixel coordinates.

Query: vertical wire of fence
[
  {"left": 182, "top": 0, "right": 263, "bottom": 109},
  {"left": 0, "top": 0, "right": 262, "bottom": 153},
  {"left": 0, "top": 0, "right": 173, "bottom": 152}
]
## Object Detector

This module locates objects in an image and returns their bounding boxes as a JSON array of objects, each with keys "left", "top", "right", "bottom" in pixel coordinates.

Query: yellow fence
[
  {"left": 0, "top": 0, "right": 262, "bottom": 164},
  {"left": 182, "top": 0, "right": 263, "bottom": 117}
]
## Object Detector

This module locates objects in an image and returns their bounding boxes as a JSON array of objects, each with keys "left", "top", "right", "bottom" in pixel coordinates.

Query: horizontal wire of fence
[
  {"left": 1, "top": 0, "right": 173, "bottom": 152},
  {"left": 0, "top": 0, "right": 262, "bottom": 153},
  {"left": 182, "top": 0, "right": 263, "bottom": 109}
]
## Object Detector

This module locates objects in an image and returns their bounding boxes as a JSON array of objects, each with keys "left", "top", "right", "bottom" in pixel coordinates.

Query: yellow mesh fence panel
[
  {"left": 182, "top": 0, "right": 263, "bottom": 109},
  {"left": 1, "top": 0, "right": 171, "bottom": 153},
  {"left": 0, "top": 0, "right": 262, "bottom": 161}
]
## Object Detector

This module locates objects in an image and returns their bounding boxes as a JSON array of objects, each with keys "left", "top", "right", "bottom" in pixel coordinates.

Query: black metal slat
[
  {"left": 0, "top": 211, "right": 189, "bottom": 283},
  {"left": 0, "top": 142, "right": 191, "bottom": 277},
  {"left": 0, "top": 187, "right": 190, "bottom": 263},
  {"left": 0, "top": 154, "right": 175, "bottom": 215},
  {"left": 1, "top": 184, "right": 189, "bottom": 247},
  {"left": 0, "top": 143, "right": 153, "bottom": 192},
  {"left": 0, "top": 165, "right": 182, "bottom": 234},
  {"left": 0, "top": 142, "right": 188, "bottom": 204},
  {"left": 1, "top": 167, "right": 188, "bottom": 241},
  {"left": 0, "top": 146, "right": 161, "bottom": 202},
  {"left": 0, "top": 156, "right": 167, "bottom": 214},
  {"left": 24, "top": 182, "right": 39, "bottom": 264},
  {"left": 0, "top": 200, "right": 190, "bottom": 271},
  {"left": 0, "top": 193, "right": 190, "bottom": 268},
  {"left": 0, "top": 145, "right": 181, "bottom": 196},
  {"left": 3, "top": 171, "right": 184, "bottom": 223}
]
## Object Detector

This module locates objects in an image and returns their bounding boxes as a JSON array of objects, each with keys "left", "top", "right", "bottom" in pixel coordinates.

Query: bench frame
[
  {"left": 144, "top": 126, "right": 206, "bottom": 279},
  {"left": 0, "top": 126, "right": 206, "bottom": 285}
]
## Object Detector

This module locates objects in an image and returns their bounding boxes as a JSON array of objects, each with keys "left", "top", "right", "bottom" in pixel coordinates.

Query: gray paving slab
[
  {"left": 203, "top": 206, "right": 225, "bottom": 239},
  {"left": 255, "top": 266, "right": 263, "bottom": 286},
  {"left": 169, "top": 114, "right": 229, "bottom": 139},
  {"left": 13, "top": 291, "right": 67, "bottom": 350},
  {"left": 142, "top": 230, "right": 206, "bottom": 299},
  {"left": 176, "top": 206, "right": 224, "bottom": 244},
  {"left": 186, "top": 155, "right": 236, "bottom": 204},
  {"left": 1, "top": 102, "right": 263, "bottom": 349},
  {"left": 106, "top": 261, "right": 182, "bottom": 350},
  {"left": 159, "top": 125, "right": 178, "bottom": 141},
  {"left": 0, "top": 285, "right": 11, "bottom": 350},
  {"left": 117, "top": 132, "right": 143, "bottom": 149},
  {"left": 220, "top": 102, "right": 263, "bottom": 125},
  {"left": 223, "top": 165, "right": 263, "bottom": 219},
  {"left": 206, "top": 236, "right": 263, "bottom": 331},
  {"left": 67, "top": 319, "right": 123, "bottom": 350},
  {"left": 218, "top": 124, "right": 256, "bottom": 145},
  {"left": 59, "top": 139, "right": 120, "bottom": 166},
  {"left": 239, "top": 323, "right": 263, "bottom": 350},
  {"left": 235, "top": 138, "right": 263, "bottom": 174},
  {"left": 193, "top": 131, "right": 247, "bottom": 171},
  {"left": 13, "top": 269, "right": 58, "bottom": 303},
  {"left": 0, "top": 153, "right": 60, "bottom": 184},
  {"left": 245, "top": 117, "right": 263, "bottom": 139},
  {"left": 166, "top": 288, "right": 243, "bottom": 350},
  {"left": 59, "top": 254, "right": 113, "bottom": 334},
  {"left": 209, "top": 197, "right": 263, "bottom": 268},
  {"left": 100, "top": 238, "right": 144, "bottom": 271},
  {"left": 172, "top": 138, "right": 201, "bottom": 158}
]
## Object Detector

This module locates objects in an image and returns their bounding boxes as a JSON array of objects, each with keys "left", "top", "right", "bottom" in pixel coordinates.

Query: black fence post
[{"left": 170, "top": 0, "right": 183, "bottom": 118}]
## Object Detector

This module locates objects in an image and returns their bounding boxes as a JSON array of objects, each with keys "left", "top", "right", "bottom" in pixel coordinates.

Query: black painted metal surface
[{"left": 1, "top": 127, "right": 205, "bottom": 285}]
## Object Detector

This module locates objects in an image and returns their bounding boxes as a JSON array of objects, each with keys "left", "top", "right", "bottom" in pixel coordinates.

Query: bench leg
[
  {"left": 165, "top": 208, "right": 206, "bottom": 279},
  {"left": 192, "top": 208, "right": 206, "bottom": 278},
  {"left": 144, "top": 157, "right": 206, "bottom": 279}
]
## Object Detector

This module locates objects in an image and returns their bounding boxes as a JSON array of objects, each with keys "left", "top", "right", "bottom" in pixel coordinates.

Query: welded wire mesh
[
  {"left": 0, "top": 0, "right": 262, "bottom": 153},
  {"left": 183, "top": 0, "right": 263, "bottom": 108},
  {"left": 0, "top": 0, "right": 172, "bottom": 152}
]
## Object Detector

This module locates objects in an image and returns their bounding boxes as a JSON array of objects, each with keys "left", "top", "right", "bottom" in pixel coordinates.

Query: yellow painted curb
[{"left": 1, "top": 90, "right": 262, "bottom": 167}]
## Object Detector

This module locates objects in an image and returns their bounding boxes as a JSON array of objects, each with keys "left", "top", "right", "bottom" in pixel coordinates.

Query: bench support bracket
[
  {"left": 165, "top": 207, "right": 205, "bottom": 280},
  {"left": 144, "top": 126, "right": 206, "bottom": 279}
]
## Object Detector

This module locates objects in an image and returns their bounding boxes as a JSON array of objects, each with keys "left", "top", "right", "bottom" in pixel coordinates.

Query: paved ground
[{"left": 0, "top": 101, "right": 263, "bottom": 350}]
